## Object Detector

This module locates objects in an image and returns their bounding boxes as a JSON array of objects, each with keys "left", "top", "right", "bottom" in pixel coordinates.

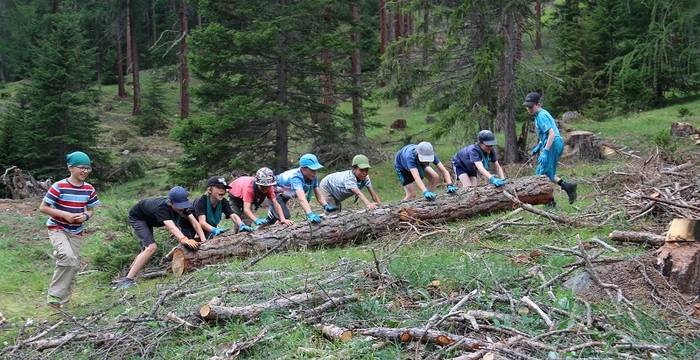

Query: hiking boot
[
  {"left": 114, "top": 277, "right": 136, "bottom": 290},
  {"left": 545, "top": 200, "right": 557, "bottom": 209},
  {"left": 560, "top": 181, "right": 578, "bottom": 204},
  {"left": 47, "top": 295, "right": 62, "bottom": 309}
]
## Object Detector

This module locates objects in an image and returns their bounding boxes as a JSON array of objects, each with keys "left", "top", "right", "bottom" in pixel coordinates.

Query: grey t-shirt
[{"left": 320, "top": 170, "right": 372, "bottom": 202}]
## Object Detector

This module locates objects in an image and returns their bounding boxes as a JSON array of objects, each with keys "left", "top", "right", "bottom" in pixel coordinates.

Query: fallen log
[
  {"left": 608, "top": 230, "right": 665, "bottom": 247},
  {"left": 314, "top": 323, "right": 352, "bottom": 342},
  {"left": 172, "top": 176, "right": 554, "bottom": 275},
  {"left": 199, "top": 290, "right": 345, "bottom": 321},
  {"left": 361, "top": 327, "right": 484, "bottom": 350}
]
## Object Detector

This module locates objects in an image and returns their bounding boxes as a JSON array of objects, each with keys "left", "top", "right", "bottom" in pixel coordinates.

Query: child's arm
[{"left": 436, "top": 162, "right": 453, "bottom": 185}]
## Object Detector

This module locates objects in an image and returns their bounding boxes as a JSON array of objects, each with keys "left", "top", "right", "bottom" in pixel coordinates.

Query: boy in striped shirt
[{"left": 39, "top": 151, "right": 100, "bottom": 308}]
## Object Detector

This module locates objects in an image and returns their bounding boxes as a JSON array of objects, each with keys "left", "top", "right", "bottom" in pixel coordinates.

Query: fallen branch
[
  {"left": 361, "top": 327, "right": 484, "bottom": 350},
  {"left": 520, "top": 296, "right": 555, "bottom": 330},
  {"left": 313, "top": 323, "right": 352, "bottom": 342},
  {"left": 608, "top": 230, "right": 665, "bottom": 247},
  {"left": 210, "top": 326, "right": 269, "bottom": 359},
  {"left": 502, "top": 190, "right": 579, "bottom": 226}
]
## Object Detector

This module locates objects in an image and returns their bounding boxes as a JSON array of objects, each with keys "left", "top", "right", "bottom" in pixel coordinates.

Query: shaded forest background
[{"left": 0, "top": 0, "right": 698, "bottom": 185}]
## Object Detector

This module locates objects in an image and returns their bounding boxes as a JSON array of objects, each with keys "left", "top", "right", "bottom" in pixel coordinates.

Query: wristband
[{"left": 83, "top": 212, "right": 91, "bottom": 221}]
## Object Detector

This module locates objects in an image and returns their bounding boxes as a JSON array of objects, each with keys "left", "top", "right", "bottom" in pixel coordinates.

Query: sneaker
[
  {"left": 561, "top": 181, "right": 578, "bottom": 204},
  {"left": 47, "top": 295, "right": 62, "bottom": 309},
  {"left": 114, "top": 277, "right": 136, "bottom": 290}
]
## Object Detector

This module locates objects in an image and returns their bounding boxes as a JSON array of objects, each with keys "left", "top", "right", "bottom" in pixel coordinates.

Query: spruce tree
[{"left": 13, "top": 12, "right": 102, "bottom": 179}]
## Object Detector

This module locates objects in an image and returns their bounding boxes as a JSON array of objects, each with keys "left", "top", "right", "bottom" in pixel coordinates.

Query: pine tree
[
  {"left": 7, "top": 12, "right": 103, "bottom": 179},
  {"left": 132, "top": 71, "right": 168, "bottom": 136}
]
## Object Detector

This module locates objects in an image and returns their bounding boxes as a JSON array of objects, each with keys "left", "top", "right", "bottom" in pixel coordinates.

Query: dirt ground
[{"left": 0, "top": 197, "right": 40, "bottom": 217}]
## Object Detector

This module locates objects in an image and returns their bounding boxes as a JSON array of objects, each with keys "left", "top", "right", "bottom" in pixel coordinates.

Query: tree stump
[
  {"left": 671, "top": 122, "right": 699, "bottom": 138},
  {"left": 565, "top": 131, "right": 603, "bottom": 161},
  {"left": 0, "top": 166, "right": 51, "bottom": 199},
  {"left": 657, "top": 219, "right": 700, "bottom": 295},
  {"left": 390, "top": 118, "right": 407, "bottom": 130}
]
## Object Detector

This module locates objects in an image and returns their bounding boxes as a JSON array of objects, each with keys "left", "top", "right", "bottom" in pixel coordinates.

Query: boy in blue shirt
[
  {"left": 523, "top": 92, "right": 577, "bottom": 205},
  {"left": 267, "top": 153, "right": 338, "bottom": 224},
  {"left": 452, "top": 130, "right": 506, "bottom": 187},
  {"left": 394, "top": 141, "right": 457, "bottom": 201}
]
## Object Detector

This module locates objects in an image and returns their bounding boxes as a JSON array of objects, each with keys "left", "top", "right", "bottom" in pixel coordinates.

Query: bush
[
  {"left": 678, "top": 107, "right": 693, "bottom": 118},
  {"left": 582, "top": 98, "right": 618, "bottom": 121},
  {"left": 131, "top": 72, "right": 169, "bottom": 136},
  {"left": 654, "top": 129, "right": 678, "bottom": 161},
  {"left": 110, "top": 128, "right": 135, "bottom": 145}
]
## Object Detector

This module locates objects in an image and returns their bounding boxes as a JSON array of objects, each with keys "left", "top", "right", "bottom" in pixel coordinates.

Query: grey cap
[
  {"left": 523, "top": 92, "right": 541, "bottom": 107},
  {"left": 478, "top": 130, "right": 497, "bottom": 146},
  {"left": 416, "top": 141, "right": 435, "bottom": 162}
]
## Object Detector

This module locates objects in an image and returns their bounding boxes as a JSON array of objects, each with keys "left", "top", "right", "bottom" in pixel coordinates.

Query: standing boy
[
  {"left": 523, "top": 92, "right": 577, "bottom": 205},
  {"left": 394, "top": 141, "right": 457, "bottom": 201},
  {"left": 319, "top": 155, "right": 381, "bottom": 211},
  {"left": 267, "top": 153, "right": 337, "bottom": 224},
  {"left": 452, "top": 130, "right": 506, "bottom": 187},
  {"left": 39, "top": 151, "right": 100, "bottom": 308},
  {"left": 115, "top": 186, "right": 206, "bottom": 289}
]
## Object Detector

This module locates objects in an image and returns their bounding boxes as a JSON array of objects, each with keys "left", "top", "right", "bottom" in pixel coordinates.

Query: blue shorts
[
  {"left": 536, "top": 136, "right": 564, "bottom": 181},
  {"left": 395, "top": 166, "right": 426, "bottom": 186},
  {"left": 452, "top": 160, "right": 477, "bottom": 178}
]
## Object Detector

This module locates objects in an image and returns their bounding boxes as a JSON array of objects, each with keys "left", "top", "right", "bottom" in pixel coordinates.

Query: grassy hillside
[{"left": 1, "top": 76, "right": 699, "bottom": 359}]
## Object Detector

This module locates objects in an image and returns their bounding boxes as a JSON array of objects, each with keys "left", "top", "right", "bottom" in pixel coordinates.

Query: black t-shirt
[
  {"left": 128, "top": 197, "right": 190, "bottom": 227},
  {"left": 192, "top": 194, "right": 235, "bottom": 221}
]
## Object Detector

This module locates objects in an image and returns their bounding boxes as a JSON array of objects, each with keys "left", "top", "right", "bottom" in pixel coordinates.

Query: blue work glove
[
  {"left": 538, "top": 149, "right": 549, "bottom": 165},
  {"left": 423, "top": 190, "right": 437, "bottom": 200},
  {"left": 238, "top": 223, "right": 254, "bottom": 232},
  {"left": 489, "top": 176, "right": 506, "bottom": 187},
  {"left": 254, "top": 218, "right": 268, "bottom": 226},
  {"left": 446, "top": 184, "right": 458, "bottom": 193},
  {"left": 530, "top": 142, "right": 542, "bottom": 156},
  {"left": 306, "top": 212, "right": 322, "bottom": 223},
  {"left": 210, "top": 227, "right": 228, "bottom": 236},
  {"left": 323, "top": 204, "right": 339, "bottom": 212}
]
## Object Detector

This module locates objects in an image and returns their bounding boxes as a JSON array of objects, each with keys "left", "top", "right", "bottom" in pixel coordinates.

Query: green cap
[
  {"left": 66, "top": 151, "right": 91, "bottom": 166},
  {"left": 352, "top": 154, "right": 371, "bottom": 169}
]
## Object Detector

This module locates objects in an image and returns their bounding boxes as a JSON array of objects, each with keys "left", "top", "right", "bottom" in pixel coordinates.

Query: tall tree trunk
[
  {"left": 496, "top": 10, "right": 520, "bottom": 163},
  {"left": 149, "top": 0, "right": 157, "bottom": 46},
  {"left": 179, "top": 0, "right": 190, "bottom": 119},
  {"left": 351, "top": 0, "right": 365, "bottom": 141},
  {"left": 274, "top": 1, "right": 289, "bottom": 173},
  {"left": 0, "top": 56, "right": 6, "bottom": 83},
  {"left": 127, "top": 0, "right": 142, "bottom": 115},
  {"left": 422, "top": 4, "right": 429, "bottom": 65},
  {"left": 115, "top": 19, "right": 128, "bottom": 98},
  {"left": 312, "top": 5, "right": 333, "bottom": 138},
  {"left": 380, "top": 0, "right": 387, "bottom": 54},
  {"left": 394, "top": 1, "right": 408, "bottom": 107},
  {"left": 534, "top": 0, "right": 542, "bottom": 50},
  {"left": 52, "top": 0, "right": 59, "bottom": 13}
]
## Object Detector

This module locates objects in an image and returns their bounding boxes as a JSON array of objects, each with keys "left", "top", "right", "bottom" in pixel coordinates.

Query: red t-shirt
[{"left": 228, "top": 176, "right": 275, "bottom": 204}]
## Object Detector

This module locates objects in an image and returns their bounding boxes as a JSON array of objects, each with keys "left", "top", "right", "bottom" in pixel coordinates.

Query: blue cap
[
  {"left": 168, "top": 186, "right": 191, "bottom": 209},
  {"left": 299, "top": 153, "right": 323, "bottom": 170},
  {"left": 66, "top": 151, "right": 91, "bottom": 166}
]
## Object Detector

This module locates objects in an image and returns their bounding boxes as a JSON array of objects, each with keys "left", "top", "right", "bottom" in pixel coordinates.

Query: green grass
[{"left": 2, "top": 74, "right": 700, "bottom": 358}]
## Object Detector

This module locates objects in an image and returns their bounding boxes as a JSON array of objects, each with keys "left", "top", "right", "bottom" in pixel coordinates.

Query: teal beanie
[{"left": 66, "top": 151, "right": 91, "bottom": 166}]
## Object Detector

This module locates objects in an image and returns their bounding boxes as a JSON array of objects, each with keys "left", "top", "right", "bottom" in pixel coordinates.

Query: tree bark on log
[
  {"left": 657, "top": 242, "right": 700, "bottom": 295},
  {"left": 172, "top": 176, "right": 553, "bottom": 275},
  {"left": 199, "top": 290, "right": 345, "bottom": 321},
  {"left": 314, "top": 323, "right": 352, "bottom": 342},
  {"left": 608, "top": 230, "right": 665, "bottom": 247},
  {"left": 361, "top": 327, "right": 484, "bottom": 350}
]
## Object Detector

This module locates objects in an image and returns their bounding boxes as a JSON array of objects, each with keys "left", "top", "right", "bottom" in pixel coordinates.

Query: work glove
[
  {"left": 423, "top": 190, "right": 437, "bottom": 200},
  {"left": 323, "top": 204, "right": 339, "bottom": 212},
  {"left": 210, "top": 227, "right": 227, "bottom": 236},
  {"left": 530, "top": 142, "right": 542, "bottom": 156},
  {"left": 446, "top": 184, "right": 458, "bottom": 193},
  {"left": 306, "top": 212, "right": 322, "bottom": 223},
  {"left": 489, "top": 176, "right": 506, "bottom": 187},
  {"left": 238, "top": 223, "right": 254, "bottom": 232},
  {"left": 254, "top": 218, "right": 268, "bottom": 226},
  {"left": 538, "top": 149, "right": 549, "bottom": 165},
  {"left": 181, "top": 238, "right": 199, "bottom": 250}
]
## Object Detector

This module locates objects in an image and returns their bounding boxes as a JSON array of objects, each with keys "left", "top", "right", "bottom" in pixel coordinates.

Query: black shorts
[
  {"left": 128, "top": 216, "right": 156, "bottom": 248},
  {"left": 452, "top": 160, "right": 477, "bottom": 178},
  {"left": 228, "top": 196, "right": 245, "bottom": 218}
]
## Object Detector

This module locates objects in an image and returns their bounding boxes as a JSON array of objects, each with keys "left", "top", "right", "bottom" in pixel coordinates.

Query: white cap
[{"left": 416, "top": 142, "right": 435, "bottom": 162}]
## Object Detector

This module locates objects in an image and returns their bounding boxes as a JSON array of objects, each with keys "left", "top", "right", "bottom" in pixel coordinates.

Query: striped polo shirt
[{"left": 43, "top": 178, "right": 100, "bottom": 234}]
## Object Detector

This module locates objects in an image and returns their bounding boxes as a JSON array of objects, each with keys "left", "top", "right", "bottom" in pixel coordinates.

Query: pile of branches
[
  {"left": 596, "top": 150, "right": 699, "bottom": 229},
  {"left": 0, "top": 166, "right": 51, "bottom": 199}
]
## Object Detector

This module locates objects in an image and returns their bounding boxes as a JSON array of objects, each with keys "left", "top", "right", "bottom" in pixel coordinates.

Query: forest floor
[{"left": 1, "top": 76, "right": 700, "bottom": 359}]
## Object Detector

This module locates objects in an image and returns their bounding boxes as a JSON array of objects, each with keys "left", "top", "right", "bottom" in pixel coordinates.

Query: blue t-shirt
[
  {"left": 452, "top": 144, "right": 498, "bottom": 171},
  {"left": 274, "top": 168, "right": 318, "bottom": 199},
  {"left": 394, "top": 144, "right": 441, "bottom": 173},
  {"left": 534, "top": 109, "right": 561, "bottom": 147}
]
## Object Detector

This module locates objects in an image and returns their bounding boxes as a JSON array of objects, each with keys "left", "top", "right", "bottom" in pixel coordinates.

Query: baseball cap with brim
[
  {"left": 482, "top": 139, "right": 497, "bottom": 146},
  {"left": 207, "top": 176, "right": 231, "bottom": 189},
  {"left": 299, "top": 153, "right": 324, "bottom": 170},
  {"left": 522, "top": 92, "right": 541, "bottom": 107},
  {"left": 416, "top": 142, "right": 435, "bottom": 163},
  {"left": 352, "top": 154, "right": 371, "bottom": 169},
  {"left": 168, "top": 186, "right": 191, "bottom": 209}
]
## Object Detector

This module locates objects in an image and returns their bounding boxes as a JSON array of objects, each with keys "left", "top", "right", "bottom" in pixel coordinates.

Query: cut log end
[
  {"left": 172, "top": 248, "right": 186, "bottom": 277},
  {"left": 399, "top": 331, "right": 412, "bottom": 342},
  {"left": 435, "top": 334, "right": 455, "bottom": 346},
  {"left": 199, "top": 304, "right": 213, "bottom": 319}
]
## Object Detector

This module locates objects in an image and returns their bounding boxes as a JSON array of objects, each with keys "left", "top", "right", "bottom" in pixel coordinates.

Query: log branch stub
[{"left": 173, "top": 176, "right": 554, "bottom": 275}]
